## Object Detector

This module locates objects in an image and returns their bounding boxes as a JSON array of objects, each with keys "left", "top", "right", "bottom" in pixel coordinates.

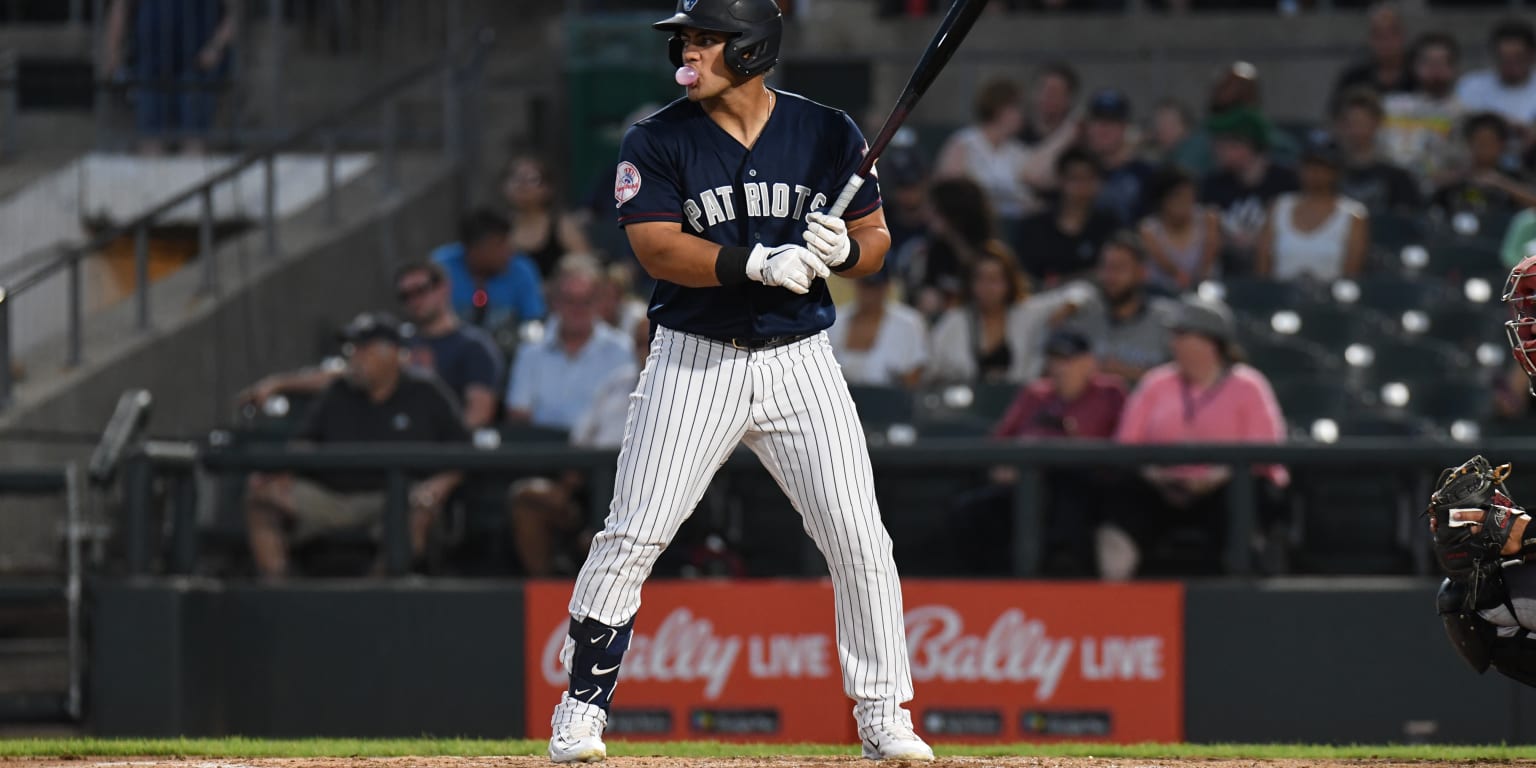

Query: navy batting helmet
[{"left": 653, "top": 0, "right": 783, "bottom": 79}]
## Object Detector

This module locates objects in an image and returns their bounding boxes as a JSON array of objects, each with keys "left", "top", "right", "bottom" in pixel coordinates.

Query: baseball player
[
  {"left": 1427, "top": 254, "right": 1536, "bottom": 687},
  {"left": 545, "top": 0, "right": 932, "bottom": 763}
]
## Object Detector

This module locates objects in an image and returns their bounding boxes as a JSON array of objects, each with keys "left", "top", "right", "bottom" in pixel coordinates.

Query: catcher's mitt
[{"left": 1428, "top": 455, "right": 1524, "bottom": 578}]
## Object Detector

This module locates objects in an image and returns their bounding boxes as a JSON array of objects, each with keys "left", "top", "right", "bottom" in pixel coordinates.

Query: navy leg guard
[{"left": 567, "top": 615, "right": 634, "bottom": 711}]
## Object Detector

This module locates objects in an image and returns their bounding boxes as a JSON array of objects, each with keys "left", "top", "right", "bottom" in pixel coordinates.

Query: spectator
[
  {"left": 503, "top": 154, "right": 593, "bottom": 279},
  {"left": 1144, "top": 99, "right": 1195, "bottom": 166},
  {"left": 936, "top": 77, "right": 1069, "bottom": 243},
  {"left": 1454, "top": 19, "right": 1536, "bottom": 133},
  {"left": 898, "top": 177, "right": 1006, "bottom": 323},
  {"left": 1083, "top": 88, "right": 1155, "bottom": 225},
  {"left": 949, "top": 329, "right": 1127, "bottom": 577},
  {"left": 1139, "top": 167, "right": 1222, "bottom": 293},
  {"left": 1199, "top": 108, "right": 1300, "bottom": 273},
  {"left": 1170, "top": 61, "right": 1300, "bottom": 175},
  {"left": 1433, "top": 112, "right": 1536, "bottom": 223},
  {"left": 1256, "top": 136, "right": 1369, "bottom": 283},
  {"left": 1503, "top": 207, "right": 1536, "bottom": 270},
  {"left": 1016, "top": 148, "right": 1121, "bottom": 287},
  {"left": 1334, "top": 88, "right": 1423, "bottom": 215},
  {"left": 872, "top": 127, "right": 932, "bottom": 258},
  {"left": 508, "top": 318, "right": 654, "bottom": 578},
  {"left": 235, "top": 263, "right": 506, "bottom": 430},
  {"left": 1329, "top": 2, "right": 1416, "bottom": 112},
  {"left": 928, "top": 245, "right": 1046, "bottom": 385},
  {"left": 244, "top": 313, "right": 468, "bottom": 580},
  {"left": 1021, "top": 62, "right": 1081, "bottom": 149},
  {"left": 1040, "top": 232, "right": 1179, "bottom": 384},
  {"left": 828, "top": 270, "right": 929, "bottom": 388},
  {"left": 1382, "top": 32, "right": 1464, "bottom": 188},
  {"left": 595, "top": 261, "right": 649, "bottom": 337},
  {"left": 1099, "top": 297, "right": 1288, "bottom": 580},
  {"left": 102, "top": 0, "right": 239, "bottom": 155},
  {"left": 504, "top": 261, "right": 632, "bottom": 432},
  {"left": 430, "top": 209, "right": 547, "bottom": 339}
]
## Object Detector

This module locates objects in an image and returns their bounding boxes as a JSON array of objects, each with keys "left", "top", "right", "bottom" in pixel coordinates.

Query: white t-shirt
[
  {"left": 1455, "top": 68, "right": 1536, "bottom": 127},
  {"left": 940, "top": 125, "right": 1037, "bottom": 219},
  {"left": 828, "top": 303, "right": 929, "bottom": 386},
  {"left": 1269, "top": 193, "right": 1366, "bottom": 282}
]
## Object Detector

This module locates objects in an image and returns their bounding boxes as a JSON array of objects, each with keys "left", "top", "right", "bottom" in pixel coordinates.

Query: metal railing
[
  {"left": 0, "top": 26, "right": 493, "bottom": 411},
  {"left": 0, "top": 464, "right": 83, "bottom": 721},
  {"left": 120, "top": 438, "right": 1536, "bottom": 579}
]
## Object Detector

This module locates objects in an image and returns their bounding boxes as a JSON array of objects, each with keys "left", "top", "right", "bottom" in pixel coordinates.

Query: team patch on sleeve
[{"left": 614, "top": 161, "right": 642, "bottom": 206}]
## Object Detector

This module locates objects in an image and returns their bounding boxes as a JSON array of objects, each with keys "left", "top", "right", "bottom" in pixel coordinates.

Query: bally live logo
[{"left": 540, "top": 605, "right": 1165, "bottom": 702}]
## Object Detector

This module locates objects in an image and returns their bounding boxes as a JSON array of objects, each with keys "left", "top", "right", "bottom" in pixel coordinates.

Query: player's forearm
[
  {"left": 835, "top": 226, "right": 890, "bottom": 279},
  {"left": 633, "top": 231, "right": 740, "bottom": 288}
]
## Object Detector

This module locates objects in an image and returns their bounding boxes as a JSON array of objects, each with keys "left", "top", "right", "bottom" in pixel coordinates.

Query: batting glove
[
  {"left": 746, "top": 243, "right": 829, "bottom": 295},
  {"left": 803, "top": 211, "right": 851, "bottom": 269}
]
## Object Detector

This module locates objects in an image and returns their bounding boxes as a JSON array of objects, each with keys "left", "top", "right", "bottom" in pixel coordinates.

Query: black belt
[{"left": 701, "top": 332, "right": 815, "bottom": 351}]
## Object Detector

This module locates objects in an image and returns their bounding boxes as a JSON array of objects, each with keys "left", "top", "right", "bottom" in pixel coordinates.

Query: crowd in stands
[{"left": 233, "top": 5, "right": 1536, "bottom": 582}]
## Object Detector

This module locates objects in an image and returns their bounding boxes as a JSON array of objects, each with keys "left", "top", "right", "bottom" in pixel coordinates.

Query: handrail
[
  {"left": 122, "top": 437, "right": 1536, "bottom": 579},
  {"left": 0, "top": 27, "right": 494, "bottom": 409},
  {"left": 1, "top": 28, "right": 494, "bottom": 297}
]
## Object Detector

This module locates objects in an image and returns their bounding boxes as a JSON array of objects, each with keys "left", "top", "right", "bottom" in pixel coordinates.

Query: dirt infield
[{"left": 6, "top": 757, "right": 1531, "bottom": 768}]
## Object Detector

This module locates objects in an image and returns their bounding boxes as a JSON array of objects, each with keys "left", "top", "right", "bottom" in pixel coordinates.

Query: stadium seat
[
  {"left": 1351, "top": 336, "right": 1469, "bottom": 382},
  {"left": 1419, "top": 303, "right": 1508, "bottom": 350},
  {"left": 1243, "top": 334, "right": 1337, "bottom": 376},
  {"left": 1369, "top": 211, "right": 1425, "bottom": 256},
  {"left": 1405, "top": 378, "right": 1497, "bottom": 427},
  {"left": 1328, "top": 411, "right": 1439, "bottom": 438},
  {"left": 1423, "top": 240, "right": 1505, "bottom": 282},
  {"left": 1218, "top": 277, "right": 1317, "bottom": 320},
  {"left": 1351, "top": 274, "right": 1455, "bottom": 316},
  {"left": 1289, "top": 466, "right": 1421, "bottom": 574},
  {"left": 848, "top": 385, "right": 915, "bottom": 429},
  {"left": 1278, "top": 303, "right": 1399, "bottom": 354},
  {"left": 499, "top": 424, "right": 572, "bottom": 443},
  {"left": 971, "top": 381, "right": 1021, "bottom": 423},
  {"left": 1270, "top": 375, "right": 1367, "bottom": 427}
]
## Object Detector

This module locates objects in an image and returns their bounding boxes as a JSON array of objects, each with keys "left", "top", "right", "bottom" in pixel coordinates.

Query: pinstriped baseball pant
[{"left": 566, "top": 325, "right": 915, "bottom": 726}]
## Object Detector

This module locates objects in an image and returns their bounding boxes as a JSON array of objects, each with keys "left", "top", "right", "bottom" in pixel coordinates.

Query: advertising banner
[{"left": 525, "top": 580, "right": 1182, "bottom": 743}]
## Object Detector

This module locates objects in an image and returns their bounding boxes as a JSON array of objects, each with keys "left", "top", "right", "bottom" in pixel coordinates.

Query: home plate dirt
[{"left": 5, "top": 758, "right": 1531, "bottom": 768}]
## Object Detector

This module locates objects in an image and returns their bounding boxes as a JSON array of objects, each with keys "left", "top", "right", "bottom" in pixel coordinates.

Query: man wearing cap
[
  {"left": 1101, "top": 296, "right": 1288, "bottom": 580},
  {"left": 1082, "top": 88, "right": 1155, "bottom": 226},
  {"left": 1198, "top": 109, "right": 1300, "bottom": 271},
  {"left": 244, "top": 312, "right": 471, "bottom": 580},
  {"left": 1032, "top": 232, "right": 1178, "bottom": 386},
  {"left": 948, "top": 329, "right": 1125, "bottom": 576}
]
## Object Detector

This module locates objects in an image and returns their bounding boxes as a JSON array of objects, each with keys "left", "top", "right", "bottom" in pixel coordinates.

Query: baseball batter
[{"left": 546, "top": 0, "right": 932, "bottom": 763}]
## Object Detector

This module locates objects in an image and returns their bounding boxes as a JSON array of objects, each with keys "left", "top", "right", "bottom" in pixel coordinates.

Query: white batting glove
[
  {"left": 745, "top": 243, "right": 829, "bottom": 295},
  {"left": 803, "top": 211, "right": 851, "bottom": 269}
]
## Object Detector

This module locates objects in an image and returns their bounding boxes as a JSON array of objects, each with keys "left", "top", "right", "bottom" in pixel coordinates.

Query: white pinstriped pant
[{"left": 567, "top": 325, "right": 915, "bottom": 724}]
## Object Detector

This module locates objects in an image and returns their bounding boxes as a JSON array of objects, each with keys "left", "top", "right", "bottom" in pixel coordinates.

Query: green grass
[{"left": 1, "top": 739, "right": 1536, "bottom": 761}]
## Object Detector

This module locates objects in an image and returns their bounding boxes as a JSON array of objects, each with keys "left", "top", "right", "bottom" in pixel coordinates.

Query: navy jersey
[{"left": 614, "top": 90, "right": 882, "bottom": 339}]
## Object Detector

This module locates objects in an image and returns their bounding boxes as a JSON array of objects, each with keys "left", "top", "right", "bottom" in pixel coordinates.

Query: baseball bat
[{"left": 826, "top": 0, "right": 989, "bottom": 218}]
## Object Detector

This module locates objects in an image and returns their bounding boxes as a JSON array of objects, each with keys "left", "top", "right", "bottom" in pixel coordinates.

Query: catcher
[{"left": 1429, "top": 455, "right": 1536, "bottom": 686}]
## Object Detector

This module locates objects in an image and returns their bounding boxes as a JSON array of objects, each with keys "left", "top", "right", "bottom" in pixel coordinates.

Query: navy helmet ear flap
[{"left": 668, "top": 35, "right": 685, "bottom": 68}]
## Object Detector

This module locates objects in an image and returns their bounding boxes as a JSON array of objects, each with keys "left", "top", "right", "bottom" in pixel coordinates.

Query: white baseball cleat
[
  {"left": 548, "top": 692, "right": 608, "bottom": 764},
  {"left": 859, "top": 718, "right": 935, "bottom": 762}
]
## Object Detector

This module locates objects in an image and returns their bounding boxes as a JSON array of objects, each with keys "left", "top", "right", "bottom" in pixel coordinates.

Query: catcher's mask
[{"left": 1503, "top": 253, "right": 1536, "bottom": 393}]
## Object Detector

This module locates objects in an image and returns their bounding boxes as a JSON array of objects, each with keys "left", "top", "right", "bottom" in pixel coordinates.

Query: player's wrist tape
[
  {"left": 716, "top": 246, "right": 753, "bottom": 287},
  {"left": 831, "top": 239, "right": 861, "bottom": 273}
]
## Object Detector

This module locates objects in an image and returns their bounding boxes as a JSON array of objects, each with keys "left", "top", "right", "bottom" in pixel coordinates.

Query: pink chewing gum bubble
[{"left": 675, "top": 66, "right": 699, "bottom": 87}]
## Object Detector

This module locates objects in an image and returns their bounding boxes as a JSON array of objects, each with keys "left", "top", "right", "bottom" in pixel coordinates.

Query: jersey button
[{"left": 749, "top": 169, "right": 757, "bottom": 177}]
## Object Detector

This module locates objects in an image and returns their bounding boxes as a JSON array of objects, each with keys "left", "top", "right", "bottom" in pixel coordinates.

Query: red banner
[{"left": 525, "top": 580, "right": 1182, "bottom": 743}]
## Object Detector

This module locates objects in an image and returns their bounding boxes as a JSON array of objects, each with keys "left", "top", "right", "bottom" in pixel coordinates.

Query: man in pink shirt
[
  {"left": 1098, "top": 297, "right": 1289, "bottom": 580},
  {"left": 952, "top": 330, "right": 1127, "bottom": 577}
]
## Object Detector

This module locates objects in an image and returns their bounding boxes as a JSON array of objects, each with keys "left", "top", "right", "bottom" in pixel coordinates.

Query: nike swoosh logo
[
  {"left": 591, "top": 662, "right": 619, "bottom": 676},
  {"left": 590, "top": 628, "right": 617, "bottom": 647},
  {"left": 572, "top": 685, "right": 603, "bottom": 702}
]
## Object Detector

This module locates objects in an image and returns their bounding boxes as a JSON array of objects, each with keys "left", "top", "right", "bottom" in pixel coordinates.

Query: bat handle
[{"left": 826, "top": 174, "right": 865, "bottom": 219}]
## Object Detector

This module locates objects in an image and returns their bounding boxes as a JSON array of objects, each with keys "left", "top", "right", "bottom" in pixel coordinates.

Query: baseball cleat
[
  {"left": 859, "top": 721, "right": 934, "bottom": 761},
  {"left": 548, "top": 692, "right": 608, "bottom": 764}
]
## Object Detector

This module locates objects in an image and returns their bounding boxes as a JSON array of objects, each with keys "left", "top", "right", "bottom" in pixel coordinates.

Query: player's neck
[{"left": 702, "top": 81, "right": 775, "bottom": 148}]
